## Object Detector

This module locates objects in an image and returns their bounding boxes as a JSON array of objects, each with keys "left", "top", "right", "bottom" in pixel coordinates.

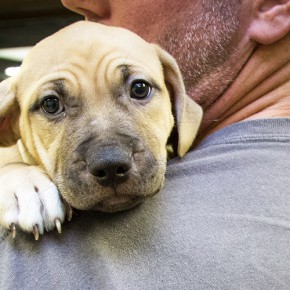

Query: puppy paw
[{"left": 0, "top": 163, "right": 71, "bottom": 240}]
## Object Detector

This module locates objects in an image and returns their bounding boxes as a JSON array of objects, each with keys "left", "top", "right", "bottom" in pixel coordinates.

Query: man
[
  {"left": 1, "top": 0, "right": 290, "bottom": 289},
  {"left": 60, "top": 0, "right": 290, "bottom": 138}
]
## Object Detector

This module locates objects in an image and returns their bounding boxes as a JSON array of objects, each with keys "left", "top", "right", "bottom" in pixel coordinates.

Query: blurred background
[{"left": 0, "top": 0, "right": 82, "bottom": 81}]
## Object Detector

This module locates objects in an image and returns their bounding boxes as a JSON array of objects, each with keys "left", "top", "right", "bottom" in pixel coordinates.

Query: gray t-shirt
[{"left": 1, "top": 118, "right": 290, "bottom": 290}]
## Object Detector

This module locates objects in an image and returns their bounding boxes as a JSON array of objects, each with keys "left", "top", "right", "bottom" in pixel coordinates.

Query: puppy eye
[
  {"left": 130, "top": 81, "right": 151, "bottom": 99},
  {"left": 41, "top": 96, "right": 64, "bottom": 115}
]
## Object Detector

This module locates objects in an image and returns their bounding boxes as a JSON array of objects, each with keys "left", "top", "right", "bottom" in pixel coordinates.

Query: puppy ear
[
  {"left": 0, "top": 77, "right": 20, "bottom": 146},
  {"left": 153, "top": 45, "right": 203, "bottom": 157}
]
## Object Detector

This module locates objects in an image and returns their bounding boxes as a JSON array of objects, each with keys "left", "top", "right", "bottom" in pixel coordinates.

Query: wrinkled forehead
[{"left": 17, "top": 21, "right": 163, "bottom": 89}]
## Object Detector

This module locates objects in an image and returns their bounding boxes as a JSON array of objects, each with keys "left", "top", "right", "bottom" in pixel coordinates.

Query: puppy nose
[{"left": 87, "top": 145, "right": 132, "bottom": 186}]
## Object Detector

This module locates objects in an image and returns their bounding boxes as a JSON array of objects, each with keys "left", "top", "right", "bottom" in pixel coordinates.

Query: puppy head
[{"left": 0, "top": 21, "right": 202, "bottom": 212}]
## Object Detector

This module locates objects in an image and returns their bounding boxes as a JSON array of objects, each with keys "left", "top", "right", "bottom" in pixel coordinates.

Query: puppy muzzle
[{"left": 59, "top": 136, "right": 165, "bottom": 212}]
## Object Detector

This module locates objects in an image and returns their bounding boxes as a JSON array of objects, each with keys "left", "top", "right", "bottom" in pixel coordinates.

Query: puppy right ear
[
  {"left": 153, "top": 44, "right": 203, "bottom": 157},
  {"left": 0, "top": 77, "right": 20, "bottom": 146}
]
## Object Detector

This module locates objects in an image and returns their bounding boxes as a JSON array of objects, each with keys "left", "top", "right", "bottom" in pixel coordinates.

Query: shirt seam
[{"left": 197, "top": 135, "right": 290, "bottom": 150}]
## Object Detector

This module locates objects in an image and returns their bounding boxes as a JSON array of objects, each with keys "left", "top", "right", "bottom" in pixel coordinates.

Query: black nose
[{"left": 87, "top": 145, "right": 132, "bottom": 186}]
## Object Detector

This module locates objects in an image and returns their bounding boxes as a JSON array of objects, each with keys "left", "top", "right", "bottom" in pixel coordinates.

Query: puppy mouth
[{"left": 91, "top": 195, "right": 145, "bottom": 212}]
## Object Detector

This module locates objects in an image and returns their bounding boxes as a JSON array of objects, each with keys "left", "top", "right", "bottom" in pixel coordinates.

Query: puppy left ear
[
  {"left": 153, "top": 45, "right": 203, "bottom": 157},
  {"left": 0, "top": 77, "right": 20, "bottom": 146}
]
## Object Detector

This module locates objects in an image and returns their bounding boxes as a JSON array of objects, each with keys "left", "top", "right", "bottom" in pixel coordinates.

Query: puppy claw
[
  {"left": 67, "top": 204, "right": 73, "bottom": 221},
  {"left": 10, "top": 223, "right": 16, "bottom": 239},
  {"left": 33, "top": 225, "right": 40, "bottom": 241},
  {"left": 55, "top": 219, "right": 62, "bottom": 234}
]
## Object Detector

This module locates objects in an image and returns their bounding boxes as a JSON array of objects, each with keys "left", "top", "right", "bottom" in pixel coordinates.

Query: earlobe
[{"left": 248, "top": 0, "right": 290, "bottom": 44}]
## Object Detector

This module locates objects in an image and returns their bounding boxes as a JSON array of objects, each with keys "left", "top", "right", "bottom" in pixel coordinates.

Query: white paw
[{"left": 0, "top": 163, "right": 71, "bottom": 240}]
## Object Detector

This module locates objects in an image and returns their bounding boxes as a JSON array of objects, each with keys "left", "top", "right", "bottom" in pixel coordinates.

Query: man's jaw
[{"left": 196, "top": 33, "right": 290, "bottom": 143}]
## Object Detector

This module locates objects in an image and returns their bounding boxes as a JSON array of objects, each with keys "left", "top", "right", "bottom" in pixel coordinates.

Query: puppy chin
[
  {"left": 90, "top": 196, "right": 145, "bottom": 213},
  {"left": 62, "top": 187, "right": 147, "bottom": 212}
]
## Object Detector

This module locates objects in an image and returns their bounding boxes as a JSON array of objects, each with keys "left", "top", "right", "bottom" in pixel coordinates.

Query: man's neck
[{"left": 198, "top": 33, "right": 290, "bottom": 141}]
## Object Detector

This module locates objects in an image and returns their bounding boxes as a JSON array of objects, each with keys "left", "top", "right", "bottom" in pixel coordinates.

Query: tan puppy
[{"left": 0, "top": 21, "right": 202, "bottom": 239}]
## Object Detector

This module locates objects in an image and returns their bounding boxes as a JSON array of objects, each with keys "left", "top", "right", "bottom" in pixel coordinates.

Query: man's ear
[
  {"left": 0, "top": 77, "right": 20, "bottom": 146},
  {"left": 153, "top": 44, "right": 203, "bottom": 157},
  {"left": 248, "top": 0, "right": 290, "bottom": 44}
]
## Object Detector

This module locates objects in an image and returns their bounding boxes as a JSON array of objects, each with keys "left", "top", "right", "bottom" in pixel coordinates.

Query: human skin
[{"left": 61, "top": 0, "right": 290, "bottom": 140}]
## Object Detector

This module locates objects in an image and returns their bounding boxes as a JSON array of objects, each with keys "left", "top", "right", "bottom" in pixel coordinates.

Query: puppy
[{"left": 0, "top": 21, "right": 202, "bottom": 240}]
